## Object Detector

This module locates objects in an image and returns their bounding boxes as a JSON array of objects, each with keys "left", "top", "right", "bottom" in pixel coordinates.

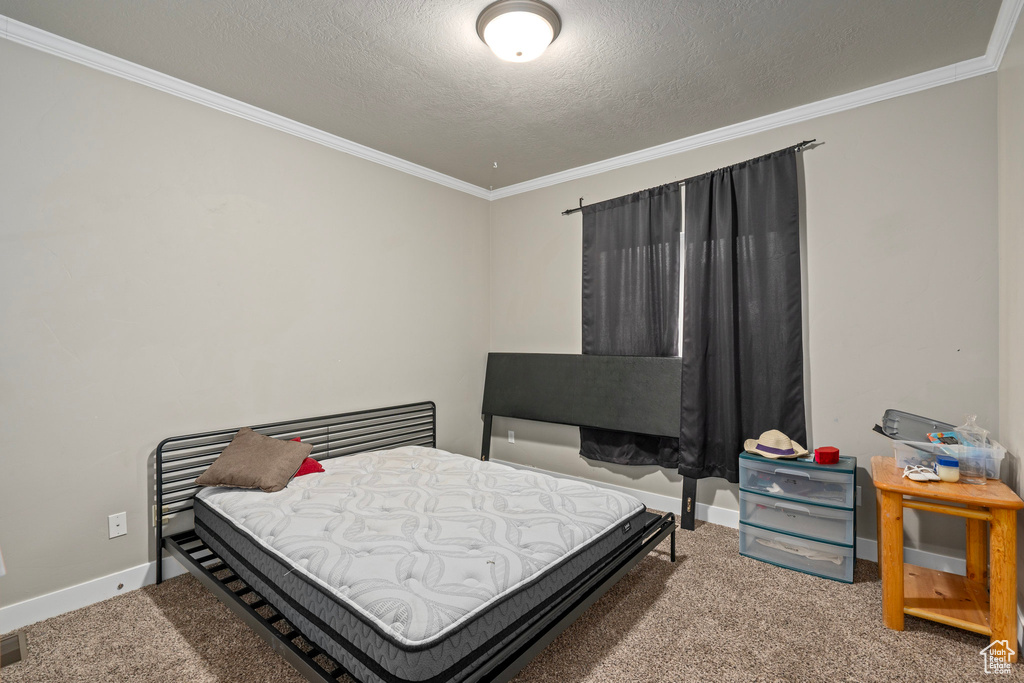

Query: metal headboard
[
  {"left": 479, "top": 353, "right": 698, "bottom": 530},
  {"left": 480, "top": 353, "right": 681, "bottom": 440},
  {"left": 155, "top": 401, "right": 435, "bottom": 582}
]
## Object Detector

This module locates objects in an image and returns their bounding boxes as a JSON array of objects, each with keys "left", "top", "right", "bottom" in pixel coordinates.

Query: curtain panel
[
  {"left": 678, "top": 147, "right": 806, "bottom": 483},
  {"left": 580, "top": 183, "right": 681, "bottom": 467}
]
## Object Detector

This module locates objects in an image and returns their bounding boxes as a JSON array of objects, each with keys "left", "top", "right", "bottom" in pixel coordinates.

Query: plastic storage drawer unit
[
  {"left": 739, "top": 523, "right": 854, "bottom": 583},
  {"left": 739, "top": 490, "right": 855, "bottom": 546},
  {"left": 739, "top": 452, "right": 857, "bottom": 583},
  {"left": 739, "top": 457, "right": 855, "bottom": 509}
]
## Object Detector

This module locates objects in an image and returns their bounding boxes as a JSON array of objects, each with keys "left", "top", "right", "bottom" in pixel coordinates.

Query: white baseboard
[
  {"left": 852, "top": 537, "right": 967, "bottom": 574},
  {"left": 0, "top": 555, "right": 187, "bottom": 633}
]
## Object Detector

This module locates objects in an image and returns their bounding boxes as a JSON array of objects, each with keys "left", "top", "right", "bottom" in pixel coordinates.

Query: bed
[{"left": 156, "top": 399, "right": 676, "bottom": 682}]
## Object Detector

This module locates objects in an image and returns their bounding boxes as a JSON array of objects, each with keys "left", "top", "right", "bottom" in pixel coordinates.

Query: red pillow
[
  {"left": 295, "top": 457, "right": 324, "bottom": 477},
  {"left": 290, "top": 438, "right": 324, "bottom": 477}
]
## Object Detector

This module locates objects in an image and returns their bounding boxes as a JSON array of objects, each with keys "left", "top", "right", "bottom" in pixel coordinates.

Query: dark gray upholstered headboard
[
  {"left": 479, "top": 352, "right": 697, "bottom": 529},
  {"left": 481, "top": 353, "right": 681, "bottom": 437}
]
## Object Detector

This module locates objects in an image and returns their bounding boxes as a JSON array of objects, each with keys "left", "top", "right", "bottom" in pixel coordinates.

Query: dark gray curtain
[
  {"left": 581, "top": 184, "right": 681, "bottom": 467},
  {"left": 678, "top": 146, "right": 806, "bottom": 483}
]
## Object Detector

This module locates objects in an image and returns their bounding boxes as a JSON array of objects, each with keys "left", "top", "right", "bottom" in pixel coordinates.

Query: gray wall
[
  {"left": 0, "top": 28, "right": 1012, "bottom": 609},
  {"left": 488, "top": 74, "right": 1000, "bottom": 559},
  {"left": 0, "top": 40, "right": 490, "bottom": 606},
  {"left": 997, "top": 18, "right": 1024, "bottom": 611}
]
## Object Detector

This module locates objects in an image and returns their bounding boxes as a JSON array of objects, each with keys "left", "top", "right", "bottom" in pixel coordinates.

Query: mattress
[{"left": 194, "top": 445, "right": 648, "bottom": 683}]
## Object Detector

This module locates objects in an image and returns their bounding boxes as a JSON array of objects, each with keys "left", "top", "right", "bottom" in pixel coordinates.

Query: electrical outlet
[
  {"left": 108, "top": 512, "right": 127, "bottom": 539},
  {"left": 856, "top": 486, "right": 862, "bottom": 507},
  {"left": 508, "top": 430, "right": 515, "bottom": 444}
]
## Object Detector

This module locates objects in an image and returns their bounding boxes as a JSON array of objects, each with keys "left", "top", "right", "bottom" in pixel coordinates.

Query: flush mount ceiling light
[{"left": 477, "top": 0, "right": 561, "bottom": 63}]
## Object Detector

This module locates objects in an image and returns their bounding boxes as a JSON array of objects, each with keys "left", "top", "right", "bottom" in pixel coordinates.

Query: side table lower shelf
[{"left": 903, "top": 564, "right": 991, "bottom": 636}]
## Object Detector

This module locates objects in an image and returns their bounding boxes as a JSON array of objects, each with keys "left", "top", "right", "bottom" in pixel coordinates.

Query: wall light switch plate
[
  {"left": 108, "top": 512, "right": 127, "bottom": 539},
  {"left": 508, "top": 430, "right": 515, "bottom": 444}
]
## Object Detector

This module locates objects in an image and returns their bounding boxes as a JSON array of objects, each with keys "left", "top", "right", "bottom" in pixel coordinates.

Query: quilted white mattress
[{"left": 195, "top": 445, "right": 645, "bottom": 649}]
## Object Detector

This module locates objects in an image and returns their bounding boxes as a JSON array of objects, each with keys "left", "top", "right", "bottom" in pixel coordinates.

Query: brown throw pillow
[{"left": 195, "top": 427, "right": 313, "bottom": 492}]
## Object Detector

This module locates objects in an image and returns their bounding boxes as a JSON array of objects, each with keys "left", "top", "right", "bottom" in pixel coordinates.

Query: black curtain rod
[{"left": 561, "top": 139, "right": 816, "bottom": 216}]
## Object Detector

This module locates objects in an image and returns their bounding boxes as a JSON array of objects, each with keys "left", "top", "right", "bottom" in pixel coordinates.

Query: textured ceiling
[{"left": 0, "top": 0, "right": 1001, "bottom": 189}]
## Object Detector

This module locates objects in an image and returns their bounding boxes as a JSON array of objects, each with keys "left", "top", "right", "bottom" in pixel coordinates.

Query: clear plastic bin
[
  {"left": 962, "top": 442, "right": 1006, "bottom": 480},
  {"left": 739, "top": 458, "right": 854, "bottom": 508},
  {"left": 892, "top": 440, "right": 946, "bottom": 469},
  {"left": 892, "top": 440, "right": 1005, "bottom": 479},
  {"left": 739, "top": 523, "right": 854, "bottom": 582},
  {"left": 739, "top": 490, "right": 854, "bottom": 546}
]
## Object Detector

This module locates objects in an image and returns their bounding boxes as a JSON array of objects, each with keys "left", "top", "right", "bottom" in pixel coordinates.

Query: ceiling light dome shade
[{"left": 477, "top": 0, "right": 561, "bottom": 62}]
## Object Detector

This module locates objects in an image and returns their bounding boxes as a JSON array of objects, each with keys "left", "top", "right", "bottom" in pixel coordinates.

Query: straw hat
[{"left": 744, "top": 430, "right": 808, "bottom": 459}]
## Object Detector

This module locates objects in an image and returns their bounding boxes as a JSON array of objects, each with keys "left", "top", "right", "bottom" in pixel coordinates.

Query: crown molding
[
  {"left": 3, "top": 2, "right": 1021, "bottom": 203},
  {"left": 490, "top": 53, "right": 1007, "bottom": 200},
  {"left": 989, "top": 0, "right": 1024, "bottom": 70},
  {"left": 0, "top": 15, "right": 491, "bottom": 200},
  {"left": 491, "top": 0, "right": 1023, "bottom": 200},
  {"left": 490, "top": 56, "right": 991, "bottom": 199}
]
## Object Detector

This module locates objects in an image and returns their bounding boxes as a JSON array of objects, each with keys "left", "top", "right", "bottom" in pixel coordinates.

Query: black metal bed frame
[{"left": 155, "top": 400, "right": 676, "bottom": 683}]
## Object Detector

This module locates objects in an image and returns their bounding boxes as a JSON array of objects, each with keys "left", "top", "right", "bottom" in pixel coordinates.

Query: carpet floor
[{"left": 2, "top": 521, "right": 1019, "bottom": 682}]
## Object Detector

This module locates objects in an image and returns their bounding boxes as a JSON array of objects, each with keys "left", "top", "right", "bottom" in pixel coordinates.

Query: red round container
[{"left": 814, "top": 446, "right": 840, "bottom": 464}]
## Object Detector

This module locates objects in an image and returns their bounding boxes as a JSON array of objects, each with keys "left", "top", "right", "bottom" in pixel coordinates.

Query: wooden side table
[{"left": 871, "top": 456, "right": 1023, "bottom": 662}]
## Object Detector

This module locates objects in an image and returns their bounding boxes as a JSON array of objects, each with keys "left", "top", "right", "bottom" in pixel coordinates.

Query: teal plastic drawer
[
  {"left": 739, "top": 458, "right": 854, "bottom": 509},
  {"left": 740, "top": 523, "right": 854, "bottom": 583},
  {"left": 740, "top": 490, "right": 854, "bottom": 546}
]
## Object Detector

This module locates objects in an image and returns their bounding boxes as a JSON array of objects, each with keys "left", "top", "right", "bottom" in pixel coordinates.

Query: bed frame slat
[
  {"left": 164, "top": 534, "right": 350, "bottom": 682},
  {"left": 156, "top": 402, "right": 436, "bottom": 584},
  {"left": 158, "top": 411, "right": 434, "bottom": 462}
]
